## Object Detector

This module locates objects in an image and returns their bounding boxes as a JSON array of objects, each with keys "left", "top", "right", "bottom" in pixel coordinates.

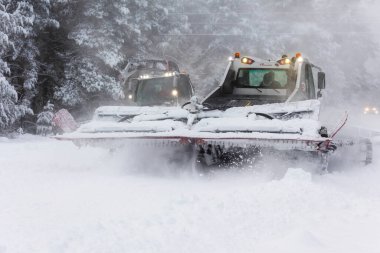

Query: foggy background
[{"left": 1, "top": 0, "right": 380, "bottom": 131}]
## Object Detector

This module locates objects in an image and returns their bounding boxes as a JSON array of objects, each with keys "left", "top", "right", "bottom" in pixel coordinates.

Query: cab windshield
[
  {"left": 237, "top": 69, "right": 295, "bottom": 89},
  {"left": 136, "top": 76, "right": 191, "bottom": 106}
]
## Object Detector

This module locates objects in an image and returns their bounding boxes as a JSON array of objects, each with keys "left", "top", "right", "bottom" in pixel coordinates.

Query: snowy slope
[{"left": 0, "top": 135, "right": 380, "bottom": 252}]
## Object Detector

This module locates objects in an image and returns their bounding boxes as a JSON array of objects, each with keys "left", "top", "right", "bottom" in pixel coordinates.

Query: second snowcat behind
[{"left": 119, "top": 59, "right": 194, "bottom": 107}]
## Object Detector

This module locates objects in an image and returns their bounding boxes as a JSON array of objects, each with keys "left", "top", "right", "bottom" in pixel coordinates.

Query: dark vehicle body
[{"left": 120, "top": 59, "right": 194, "bottom": 106}]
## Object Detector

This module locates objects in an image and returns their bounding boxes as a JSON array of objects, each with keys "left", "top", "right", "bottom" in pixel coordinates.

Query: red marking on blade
[
  {"left": 179, "top": 137, "right": 191, "bottom": 144},
  {"left": 195, "top": 138, "right": 205, "bottom": 145}
]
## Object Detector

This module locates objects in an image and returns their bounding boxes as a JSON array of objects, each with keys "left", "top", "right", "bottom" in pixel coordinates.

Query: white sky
[
  {"left": 361, "top": 1, "right": 380, "bottom": 41},
  {"left": 359, "top": 1, "right": 380, "bottom": 75}
]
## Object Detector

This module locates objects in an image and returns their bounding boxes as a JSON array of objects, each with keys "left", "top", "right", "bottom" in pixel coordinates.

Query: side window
[
  {"left": 306, "top": 64, "right": 316, "bottom": 99},
  {"left": 312, "top": 66, "right": 318, "bottom": 87},
  {"left": 178, "top": 76, "right": 191, "bottom": 98}
]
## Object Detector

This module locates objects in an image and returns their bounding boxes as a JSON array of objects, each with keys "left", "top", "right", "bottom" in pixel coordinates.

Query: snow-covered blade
[{"left": 55, "top": 100, "right": 329, "bottom": 152}]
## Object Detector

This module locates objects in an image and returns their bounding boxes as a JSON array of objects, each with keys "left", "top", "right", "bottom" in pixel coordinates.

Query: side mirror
[{"left": 318, "top": 72, "right": 326, "bottom": 90}]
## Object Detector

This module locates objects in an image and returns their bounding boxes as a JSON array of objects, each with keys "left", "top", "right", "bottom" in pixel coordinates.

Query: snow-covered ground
[{"left": 0, "top": 135, "right": 380, "bottom": 253}]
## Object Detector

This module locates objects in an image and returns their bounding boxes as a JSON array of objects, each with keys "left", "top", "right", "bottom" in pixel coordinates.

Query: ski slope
[{"left": 0, "top": 135, "right": 379, "bottom": 253}]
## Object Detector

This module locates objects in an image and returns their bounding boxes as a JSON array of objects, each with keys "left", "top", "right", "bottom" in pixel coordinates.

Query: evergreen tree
[
  {"left": 36, "top": 100, "right": 54, "bottom": 136},
  {"left": 0, "top": 0, "right": 58, "bottom": 132},
  {"left": 0, "top": 1, "right": 34, "bottom": 131}
]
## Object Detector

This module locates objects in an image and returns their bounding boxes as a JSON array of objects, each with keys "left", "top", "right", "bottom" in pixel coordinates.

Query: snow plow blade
[
  {"left": 55, "top": 132, "right": 331, "bottom": 152},
  {"left": 53, "top": 100, "right": 339, "bottom": 170},
  {"left": 54, "top": 100, "right": 332, "bottom": 152}
]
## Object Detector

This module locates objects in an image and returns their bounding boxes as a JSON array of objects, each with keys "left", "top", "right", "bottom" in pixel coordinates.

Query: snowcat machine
[
  {"left": 55, "top": 53, "right": 372, "bottom": 172},
  {"left": 119, "top": 59, "right": 194, "bottom": 107}
]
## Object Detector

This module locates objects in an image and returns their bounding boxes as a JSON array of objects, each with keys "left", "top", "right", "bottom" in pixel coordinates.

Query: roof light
[
  {"left": 241, "top": 57, "right": 254, "bottom": 64},
  {"left": 234, "top": 52, "right": 240, "bottom": 58},
  {"left": 228, "top": 56, "right": 234, "bottom": 61},
  {"left": 278, "top": 54, "right": 291, "bottom": 65},
  {"left": 164, "top": 72, "right": 177, "bottom": 77},
  {"left": 295, "top": 52, "right": 304, "bottom": 62},
  {"left": 277, "top": 58, "right": 291, "bottom": 65},
  {"left": 139, "top": 74, "right": 150, "bottom": 79}
]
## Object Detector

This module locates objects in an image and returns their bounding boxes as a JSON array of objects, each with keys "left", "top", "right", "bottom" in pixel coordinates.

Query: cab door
[
  {"left": 305, "top": 63, "right": 316, "bottom": 99},
  {"left": 291, "top": 62, "right": 316, "bottom": 101}
]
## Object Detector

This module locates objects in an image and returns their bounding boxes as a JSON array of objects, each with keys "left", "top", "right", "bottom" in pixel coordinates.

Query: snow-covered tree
[
  {"left": 54, "top": 0, "right": 178, "bottom": 111},
  {"left": 0, "top": 0, "right": 58, "bottom": 132},
  {"left": 36, "top": 100, "right": 54, "bottom": 135},
  {"left": 0, "top": 1, "right": 34, "bottom": 131},
  {"left": 55, "top": 56, "right": 123, "bottom": 107},
  {"left": 0, "top": 76, "right": 18, "bottom": 129}
]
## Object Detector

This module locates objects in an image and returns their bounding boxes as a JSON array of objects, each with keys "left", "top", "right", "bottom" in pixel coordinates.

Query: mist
[{"left": 1, "top": 0, "right": 379, "bottom": 128}]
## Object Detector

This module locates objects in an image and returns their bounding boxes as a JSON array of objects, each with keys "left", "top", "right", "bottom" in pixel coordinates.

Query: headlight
[{"left": 171, "top": 89, "right": 178, "bottom": 97}]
